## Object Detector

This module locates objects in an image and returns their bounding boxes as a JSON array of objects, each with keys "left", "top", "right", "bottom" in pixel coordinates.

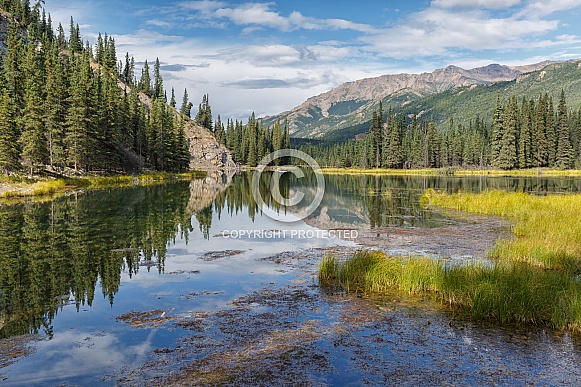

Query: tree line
[
  {"left": 0, "top": 0, "right": 192, "bottom": 175},
  {"left": 298, "top": 93, "right": 581, "bottom": 170},
  {"left": 211, "top": 112, "right": 291, "bottom": 166}
]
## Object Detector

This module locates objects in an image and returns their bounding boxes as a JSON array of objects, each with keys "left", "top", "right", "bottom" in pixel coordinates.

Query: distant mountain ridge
[{"left": 261, "top": 60, "right": 557, "bottom": 139}]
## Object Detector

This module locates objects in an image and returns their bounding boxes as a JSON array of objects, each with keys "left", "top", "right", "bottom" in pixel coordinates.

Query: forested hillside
[
  {"left": 0, "top": 0, "right": 196, "bottom": 175},
  {"left": 300, "top": 91, "right": 581, "bottom": 170}
]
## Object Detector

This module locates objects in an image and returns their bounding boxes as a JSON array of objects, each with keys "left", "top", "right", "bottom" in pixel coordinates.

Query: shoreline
[
  {"left": 321, "top": 167, "right": 581, "bottom": 177},
  {"left": 0, "top": 170, "right": 208, "bottom": 200}
]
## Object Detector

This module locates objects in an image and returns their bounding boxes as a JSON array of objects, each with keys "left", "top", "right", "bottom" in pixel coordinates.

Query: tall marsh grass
[
  {"left": 320, "top": 189, "right": 581, "bottom": 331},
  {"left": 319, "top": 250, "right": 581, "bottom": 331}
]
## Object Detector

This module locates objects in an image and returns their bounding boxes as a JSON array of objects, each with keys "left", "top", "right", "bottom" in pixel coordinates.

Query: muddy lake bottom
[{"left": 4, "top": 244, "right": 581, "bottom": 386}]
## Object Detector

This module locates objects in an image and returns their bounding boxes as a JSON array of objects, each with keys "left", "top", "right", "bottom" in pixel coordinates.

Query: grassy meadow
[{"left": 319, "top": 189, "right": 581, "bottom": 332}]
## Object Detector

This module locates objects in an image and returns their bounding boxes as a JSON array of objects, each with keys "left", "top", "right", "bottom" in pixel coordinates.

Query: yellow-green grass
[
  {"left": 322, "top": 168, "right": 441, "bottom": 176},
  {"left": 452, "top": 169, "right": 581, "bottom": 177},
  {"left": 319, "top": 250, "right": 581, "bottom": 331},
  {"left": 321, "top": 167, "right": 581, "bottom": 177},
  {"left": 0, "top": 171, "right": 207, "bottom": 199},
  {"left": 425, "top": 189, "right": 581, "bottom": 271}
]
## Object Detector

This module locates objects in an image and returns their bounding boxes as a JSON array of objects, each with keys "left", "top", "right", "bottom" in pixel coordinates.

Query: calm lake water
[{"left": 1, "top": 172, "right": 581, "bottom": 385}]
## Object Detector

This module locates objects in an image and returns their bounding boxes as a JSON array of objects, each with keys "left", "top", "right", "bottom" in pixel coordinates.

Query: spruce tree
[
  {"left": 138, "top": 60, "right": 152, "bottom": 96},
  {"left": 44, "top": 42, "right": 67, "bottom": 169},
  {"left": 0, "top": 89, "right": 20, "bottom": 174},
  {"left": 490, "top": 94, "right": 504, "bottom": 167},
  {"left": 518, "top": 98, "right": 533, "bottom": 169},
  {"left": 153, "top": 57, "right": 163, "bottom": 99},
  {"left": 497, "top": 96, "right": 518, "bottom": 170},
  {"left": 180, "top": 88, "right": 192, "bottom": 117},
  {"left": 169, "top": 87, "right": 176, "bottom": 108},
  {"left": 555, "top": 90, "right": 573, "bottom": 169},
  {"left": 20, "top": 42, "right": 48, "bottom": 173}
]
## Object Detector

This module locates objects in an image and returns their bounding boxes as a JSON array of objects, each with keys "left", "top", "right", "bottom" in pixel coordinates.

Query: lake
[{"left": 1, "top": 172, "right": 581, "bottom": 385}]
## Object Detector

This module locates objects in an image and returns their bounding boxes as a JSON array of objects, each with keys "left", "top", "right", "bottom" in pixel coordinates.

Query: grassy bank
[
  {"left": 425, "top": 190, "right": 581, "bottom": 271},
  {"left": 0, "top": 171, "right": 207, "bottom": 199},
  {"left": 321, "top": 167, "right": 581, "bottom": 177},
  {"left": 319, "top": 251, "right": 581, "bottom": 331},
  {"left": 319, "top": 189, "right": 581, "bottom": 331},
  {"left": 322, "top": 168, "right": 441, "bottom": 176}
]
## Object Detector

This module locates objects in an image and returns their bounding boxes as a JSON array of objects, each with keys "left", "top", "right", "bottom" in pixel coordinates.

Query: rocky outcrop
[
  {"left": 184, "top": 120, "right": 236, "bottom": 170},
  {"left": 117, "top": 82, "right": 236, "bottom": 171}
]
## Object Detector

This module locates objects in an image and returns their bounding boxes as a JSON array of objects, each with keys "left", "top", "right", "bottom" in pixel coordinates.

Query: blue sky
[{"left": 44, "top": 0, "right": 581, "bottom": 120}]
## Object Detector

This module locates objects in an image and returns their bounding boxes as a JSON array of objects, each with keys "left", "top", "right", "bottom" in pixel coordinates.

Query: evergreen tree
[
  {"left": 20, "top": 42, "right": 48, "bottom": 172},
  {"left": 138, "top": 60, "right": 152, "bottom": 96},
  {"left": 0, "top": 89, "right": 20, "bottom": 174},
  {"left": 44, "top": 42, "right": 67, "bottom": 169},
  {"left": 153, "top": 57, "right": 163, "bottom": 99},
  {"left": 490, "top": 94, "right": 504, "bottom": 167},
  {"left": 496, "top": 96, "right": 519, "bottom": 170},
  {"left": 518, "top": 98, "right": 533, "bottom": 169},
  {"left": 195, "top": 94, "right": 212, "bottom": 131},
  {"left": 180, "top": 88, "right": 193, "bottom": 117},
  {"left": 169, "top": 87, "right": 176, "bottom": 108},
  {"left": 555, "top": 90, "right": 574, "bottom": 169}
]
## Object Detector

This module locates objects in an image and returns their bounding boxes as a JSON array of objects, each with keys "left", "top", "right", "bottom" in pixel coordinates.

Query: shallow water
[{"left": 1, "top": 172, "right": 581, "bottom": 385}]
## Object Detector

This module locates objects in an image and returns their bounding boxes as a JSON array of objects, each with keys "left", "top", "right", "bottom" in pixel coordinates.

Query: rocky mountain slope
[{"left": 261, "top": 61, "right": 555, "bottom": 139}]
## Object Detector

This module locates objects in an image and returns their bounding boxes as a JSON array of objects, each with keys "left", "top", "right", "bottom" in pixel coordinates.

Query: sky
[{"left": 43, "top": 0, "right": 581, "bottom": 121}]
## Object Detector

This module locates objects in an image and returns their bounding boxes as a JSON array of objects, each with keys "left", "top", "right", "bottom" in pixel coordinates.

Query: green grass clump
[{"left": 319, "top": 250, "right": 581, "bottom": 331}]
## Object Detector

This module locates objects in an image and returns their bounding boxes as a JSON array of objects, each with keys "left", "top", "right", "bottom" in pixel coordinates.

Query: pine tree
[
  {"left": 555, "top": 90, "right": 573, "bottom": 169},
  {"left": 490, "top": 94, "right": 504, "bottom": 167},
  {"left": 518, "top": 97, "right": 533, "bottom": 169},
  {"left": 138, "top": 60, "right": 152, "bottom": 96},
  {"left": 534, "top": 94, "right": 549, "bottom": 167},
  {"left": 153, "top": 57, "right": 163, "bottom": 99},
  {"left": 497, "top": 95, "right": 518, "bottom": 170},
  {"left": 0, "top": 89, "right": 20, "bottom": 174},
  {"left": 180, "top": 88, "right": 193, "bottom": 117},
  {"left": 195, "top": 94, "right": 212, "bottom": 131},
  {"left": 20, "top": 42, "right": 48, "bottom": 173},
  {"left": 44, "top": 41, "right": 67, "bottom": 169},
  {"left": 169, "top": 87, "right": 176, "bottom": 108}
]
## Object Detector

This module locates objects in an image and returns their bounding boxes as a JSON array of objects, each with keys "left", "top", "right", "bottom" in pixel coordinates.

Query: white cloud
[
  {"left": 362, "top": 4, "right": 571, "bottom": 59},
  {"left": 519, "top": 0, "right": 581, "bottom": 18},
  {"left": 145, "top": 19, "right": 172, "bottom": 28},
  {"left": 433, "top": 0, "right": 521, "bottom": 9},
  {"left": 215, "top": 3, "right": 291, "bottom": 31}
]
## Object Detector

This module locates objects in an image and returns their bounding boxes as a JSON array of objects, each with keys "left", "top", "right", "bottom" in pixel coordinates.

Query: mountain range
[{"left": 262, "top": 59, "right": 581, "bottom": 141}]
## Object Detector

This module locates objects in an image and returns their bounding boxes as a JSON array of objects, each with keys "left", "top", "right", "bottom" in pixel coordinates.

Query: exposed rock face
[
  {"left": 184, "top": 120, "right": 236, "bottom": 170},
  {"left": 119, "top": 82, "right": 236, "bottom": 171},
  {"left": 262, "top": 61, "right": 558, "bottom": 138}
]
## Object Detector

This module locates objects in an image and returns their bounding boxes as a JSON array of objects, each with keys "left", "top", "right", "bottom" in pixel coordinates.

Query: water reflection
[
  {"left": 310, "top": 174, "right": 581, "bottom": 229},
  {"left": 1, "top": 172, "right": 580, "bottom": 340}
]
